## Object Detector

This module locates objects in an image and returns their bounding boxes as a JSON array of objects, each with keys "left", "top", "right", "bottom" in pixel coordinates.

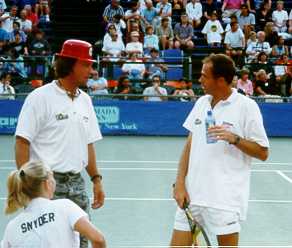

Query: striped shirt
[
  {"left": 103, "top": 4, "right": 124, "bottom": 22},
  {"left": 156, "top": 2, "right": 172, "bottom": 16},
  {"left": 246, "top": 41, "right": 272, "bottom": 55}
]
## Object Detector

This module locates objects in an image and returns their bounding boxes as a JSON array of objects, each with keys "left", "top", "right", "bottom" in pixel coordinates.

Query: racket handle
[{"left": 183, "top": 199, "right": 190, "bottom": 209}]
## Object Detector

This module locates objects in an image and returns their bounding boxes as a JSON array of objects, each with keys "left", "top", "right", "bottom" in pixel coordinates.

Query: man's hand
[
  {"left": 154, "top": 84, "right": 163, "bottom": 95},
  {"left": 173, "top": 181, "right": 190, "bottom": 209},
  {"left": 92, "top": 181, "right": 105, "bottom": 209},
  {"left": 208, "top": 125, "right": 237, "bottom": 144}
]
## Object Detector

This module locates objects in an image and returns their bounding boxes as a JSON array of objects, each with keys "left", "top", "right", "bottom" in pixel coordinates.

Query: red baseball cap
[{"left": 56, "top": 39, "right": 96, "bottom": 63}]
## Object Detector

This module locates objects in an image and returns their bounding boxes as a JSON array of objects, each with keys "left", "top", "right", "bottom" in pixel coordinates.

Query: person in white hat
[
  {"left": 15, "top": 39, "right": 105, "bottom": 248},
  {"left": 125, "top": 31, "right": 143, "bottom": 55}
]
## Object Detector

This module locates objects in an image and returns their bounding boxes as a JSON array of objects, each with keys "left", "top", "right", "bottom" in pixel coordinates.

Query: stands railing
[
  {"left": 0, "top": 54, "right": 291, "bottom": 99},
  {"left": 1, "top": 93, "right": 292, "bottom": 104},
  {"left": 0, "top": 55, "right": 54, "bottom": 83}
]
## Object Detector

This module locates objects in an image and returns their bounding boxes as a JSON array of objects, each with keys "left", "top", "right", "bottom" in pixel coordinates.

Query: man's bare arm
[{"left": 15, "top": 136, "right": 30, "bottom": 169}]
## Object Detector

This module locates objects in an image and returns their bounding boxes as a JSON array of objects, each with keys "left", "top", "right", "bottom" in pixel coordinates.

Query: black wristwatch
[
  {"left": 230, "top": 134, "right": 241, "bottom": 145},
  {"left": 91, "top": 174, "right": 102, "bottom": 183}
]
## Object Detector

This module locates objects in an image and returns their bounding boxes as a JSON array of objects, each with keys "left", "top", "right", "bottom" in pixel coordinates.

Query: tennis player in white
[{"left": 170, "top": 54, "right": 269, "bottom": 247}]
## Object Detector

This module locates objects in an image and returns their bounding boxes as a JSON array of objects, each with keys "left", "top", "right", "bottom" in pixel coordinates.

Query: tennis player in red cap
[{"left": 15, "top": 39, "right": 105, "bottom": 248}]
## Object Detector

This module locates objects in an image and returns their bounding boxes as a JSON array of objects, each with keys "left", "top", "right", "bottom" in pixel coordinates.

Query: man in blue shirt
[
  {"left": 142, "top": 0, "right": 157, "bottom": 28},
  {"left": 174, "top": 13, "right": 194, "bottom": 50},
  {"left": 0, "top": 21, "right": 9, "bottom": 42}
]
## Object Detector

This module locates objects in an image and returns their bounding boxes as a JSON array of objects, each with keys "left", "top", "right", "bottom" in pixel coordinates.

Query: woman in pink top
[
  {"left": 237, "top": 69, "right": 254, "bottom": 96},
  {"left": 222, "top": 0, "right": 244, "bottom": 23}
]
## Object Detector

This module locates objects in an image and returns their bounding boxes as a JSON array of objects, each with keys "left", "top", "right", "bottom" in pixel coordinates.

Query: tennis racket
[{"left": 183, "top": 202, "right": 212, "bottom": 247}]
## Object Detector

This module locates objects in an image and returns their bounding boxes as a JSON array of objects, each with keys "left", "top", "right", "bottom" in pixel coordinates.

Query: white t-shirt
[
  {"left": 0, "top": 83, "right": 15, "bottom": 100},
  {"left": 143, "top": 86, "right": 167, "bottom": 101},
  {"left": 289, "top": 10, "right": 292, "bottom": 20},
  {"left": 0, "top": 0, "right": 7, "bottom": 10},
  {"left": 125, "top": 9, "right": 141, "bottom": 19},
  {"left": 202, "top": 20, "right": 224, "bottom": 35},
  {"left": 224, "top": 29, "right": 245, "bottom": 48},
  {"left": 125, "top": 42, "right": 143, "bottom": 54},
  {"left": 102, "top": 38, "right": 125, "bottom": 56},
  {"left": 20, "top": 19, "right": 32, "bottom": 32},
  {"left": 183, "top": 89, "right": 269, "bottom": 220},
  {"left": 2, "top": 198, "right": 87, "bottom": 248},
  {"left": 207, "top": 32, "right": 222, "bottom": 44},
  {"left": 272, "top": 10, "right": 288, "bottom": 26},
  {"left": 103, "top": 33, "right": 123, "bottom": 44},
  {"left": 122, "top": 60, "right": 145, "bottom": 74},
  {"left": 186, "top": 2, "right": 203, "bottom": 21},
  {"left": 138, "top": 0, "right": 146, "bottom": 11},
  {"left": 87, "top": 77, "right": 109, "bottom": 95},
  {"left": 15, "top": 81, "right": 102, "bottom": 173},
  {"left": 274, "top": 65, "right": 287, "bottom": 76},
  {"left": 1, "top": 13, "right": 20, "bottom": 32},
  {"left": 114, "top": 20, "right": 126, "bottom": 37},
  {"left": 1, "top": 13, "right": 12, "bottom": 32}
]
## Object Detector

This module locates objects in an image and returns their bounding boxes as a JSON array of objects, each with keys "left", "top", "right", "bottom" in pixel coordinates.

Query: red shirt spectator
[
  {"left": 223, "top": 0, "right": 243, "bottom": 10},
  {"left": 24, "top": 5, "right": 39, "bottom": 26}
]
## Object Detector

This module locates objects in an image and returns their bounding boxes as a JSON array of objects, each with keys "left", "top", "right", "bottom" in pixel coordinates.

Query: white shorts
[{"left": 174, "top": 205, "right": 241, "bottom": 236}]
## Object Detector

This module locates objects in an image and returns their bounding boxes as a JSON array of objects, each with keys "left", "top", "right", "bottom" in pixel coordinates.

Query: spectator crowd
[
  {"left": 1, "top": 0, "right": 292, "bottom": 101},
  {"left": 0, "top": 0, "right": 51, "bottom": 99},
  {"left": 94, "top": 0, "right": 292, "bottom": 101}
]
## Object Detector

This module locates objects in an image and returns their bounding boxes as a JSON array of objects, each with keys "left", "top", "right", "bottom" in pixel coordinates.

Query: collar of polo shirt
[
  {"left": 55, "top": 80, "right": 81, "bottom": 99},
  {"left": 207, "top": 88, "right": 238, "bottom": 105}
]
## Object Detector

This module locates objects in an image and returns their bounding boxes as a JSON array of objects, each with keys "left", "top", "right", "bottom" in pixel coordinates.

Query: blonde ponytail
[
  {"left": 5, "top": 170, "right": 28, "bottom": 214},
  {"left": 5, "top": 161, "right": 50, "bottom": 215}
]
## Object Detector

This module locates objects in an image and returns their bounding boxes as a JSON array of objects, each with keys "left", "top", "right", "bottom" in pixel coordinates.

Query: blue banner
[
  {"left": 93, "top": 100, "right": 192, "bottom": 136},
  {"left": 1, "top": 100, "right": 292, "bottom": 137},
  {"left": 0, "top": 100, "right": 23, "bottom": 134}
]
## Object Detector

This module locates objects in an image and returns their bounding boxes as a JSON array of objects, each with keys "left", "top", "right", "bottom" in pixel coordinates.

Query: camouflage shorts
[{"left": 53, "top": 171, "right": 90, "bottom": 248}]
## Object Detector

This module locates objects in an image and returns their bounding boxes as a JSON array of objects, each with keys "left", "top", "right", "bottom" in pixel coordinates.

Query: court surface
[{"left": 0, "top": 135, "right": 292, "bottom": 247}]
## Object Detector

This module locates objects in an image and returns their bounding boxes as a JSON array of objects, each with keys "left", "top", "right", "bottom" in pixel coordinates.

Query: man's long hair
[{"left": 54, "top": 56, "right": 77, "bottom": 78}]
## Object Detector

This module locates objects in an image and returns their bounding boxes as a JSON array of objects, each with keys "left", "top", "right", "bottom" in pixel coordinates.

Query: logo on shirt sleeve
[{"left": 195, "top": 118, "right": 202, "bottom": 125}]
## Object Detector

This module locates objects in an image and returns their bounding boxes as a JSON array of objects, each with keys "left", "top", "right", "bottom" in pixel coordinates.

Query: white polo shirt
[
  {"left": 1, "top": 198, "right": 87, "bottom": 248},
  {"left": 183, "top": 89, "right": 269, "bottom": 220},
  {"left": 272, "top": 10, "right": 288, "bottom": 26},
  {"left": 15, "top": 81, "right": 102, "bottom": 173}
]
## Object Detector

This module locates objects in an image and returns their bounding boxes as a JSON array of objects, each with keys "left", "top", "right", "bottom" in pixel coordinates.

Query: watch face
[{"left": 235, "top": 135, "right": 241, "bottom": 144}]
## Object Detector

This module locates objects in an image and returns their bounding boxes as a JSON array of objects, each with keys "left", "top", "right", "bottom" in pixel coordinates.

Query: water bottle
[{"left": 205, "top": 110, "right": 217, "bottom": 144}]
